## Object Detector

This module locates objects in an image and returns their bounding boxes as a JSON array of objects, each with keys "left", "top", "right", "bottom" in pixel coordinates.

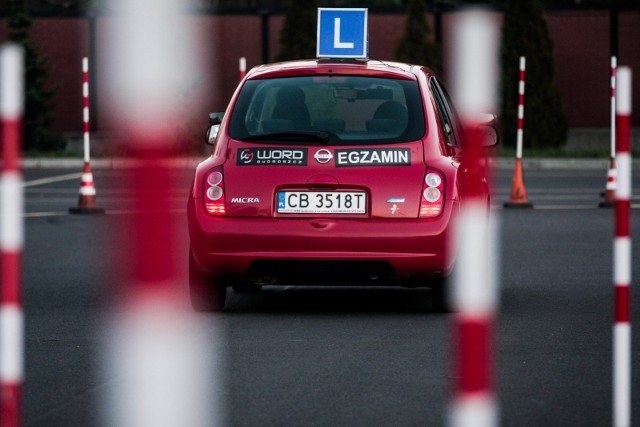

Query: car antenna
[{"left": 368, "top": 56, "right": 406, "bottom": 73}]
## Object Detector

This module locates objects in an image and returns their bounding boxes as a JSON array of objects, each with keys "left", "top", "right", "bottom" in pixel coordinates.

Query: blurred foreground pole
[
  {"left": 449, "top": 10, "right": 499, "bottom": 427},
  {"left": 103, "top": 1, "right": 219, "bottom": 426},
  {"left": 0, "top": 44, "right": 24, "bottom": 427},
  {"left": 612, "top": 66, "right": 631, "bottom": 427}
]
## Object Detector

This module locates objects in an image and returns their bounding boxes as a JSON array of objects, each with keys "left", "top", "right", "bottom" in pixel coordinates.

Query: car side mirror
[
  {"left": 479, "top": 123, "right": 499, "bottom": 147},
  {"left": 204, "top": 112, "right": 225, "bottom": 145},
  {"left": 205, "top": 125, "right": 220, "bottom": 145},
  {"left": 471, "top": 113, "right": 500, "bottom": 148}
]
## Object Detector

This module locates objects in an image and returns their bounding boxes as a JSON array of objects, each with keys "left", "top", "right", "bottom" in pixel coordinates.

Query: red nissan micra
[{"left": 187, "top": 59, "right": 497, "bottom": 312}]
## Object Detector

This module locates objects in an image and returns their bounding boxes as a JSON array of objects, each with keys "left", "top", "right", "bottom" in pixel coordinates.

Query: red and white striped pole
[
  {"left": 239, "top": 57, "right": 247, "bottom": 81},
  {"left": 612, "top": 66, "right": 631, "bottom": 427},
  {"left": 0, "top": 43, "right": 25, "bottom": 427},
  {"left": 69, "top": 56, "right": 104, "bottom": 214},
  {"left": 504, "top": 56, "right": 532, "bottom": 208},
  {"left": 450, "top": 11, "right": 499, "bottom": 427},
  {"left": 83, "top": 57, "right": 91, "bottom": 164},
  {"left": 601, "top": 56, "right": 618, "bottom": 207},
  {"left": 516, "top": 56, "right": 525, "bottom": 161}
]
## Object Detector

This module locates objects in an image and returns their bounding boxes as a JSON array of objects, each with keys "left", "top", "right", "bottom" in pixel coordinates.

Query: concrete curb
[{"left": 491, "top": 158, "right": 636, "bottom": 171}]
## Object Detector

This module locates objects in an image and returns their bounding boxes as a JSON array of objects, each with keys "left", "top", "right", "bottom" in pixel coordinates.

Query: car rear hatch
[
  {"left": 223, "top": 140, "right": 426, "bottom": 219},
  {"left": 220, "top": 72, "right": 430, "bottom": 219}
]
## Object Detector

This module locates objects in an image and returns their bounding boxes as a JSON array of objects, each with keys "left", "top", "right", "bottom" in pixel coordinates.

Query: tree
[
  {"left": 395, "top": 0, "right": 441, "bottom": 74},
  {"left": 275, "top": 0, "right": 317, "bottom": 62},
  {"left": 500, "top": 0, "right": 568, "bottom": 149},
  {"left": 7, "top": 0, "right": 65, "bottom": 152}
]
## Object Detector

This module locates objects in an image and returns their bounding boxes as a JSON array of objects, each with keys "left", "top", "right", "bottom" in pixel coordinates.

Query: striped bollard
[
  {"left": 103, "top": 1, "right": 218, "bottom": 425},
  {"left": 601, "top": 56, "right": 618, "bottom": 207},
  {"left": 504, "top": 56, "right": 532, "bottom": 209},
  {"left": 613, "top": 66, "right": 632, "bottom": 427},
  {"left": 69, "top": 56, "right": 104, "bottom": 214},
  {"left": 0, "top": 43, "right": 25, "bottom": 427},
  {"left": 239, "top": 57, "right": 247, "bottom": 81},
  {"left": 449, "top": 11, "right": 499, "bottom": 427}
]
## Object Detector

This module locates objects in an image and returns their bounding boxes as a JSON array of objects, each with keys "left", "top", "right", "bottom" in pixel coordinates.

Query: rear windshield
[{"left": 228, "top": 75, "right": 426, "bottom": 144}]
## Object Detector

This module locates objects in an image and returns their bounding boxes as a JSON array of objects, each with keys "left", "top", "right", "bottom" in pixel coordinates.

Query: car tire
[
  {"left": 189, "top": 250, "right": 226, "bottom": 312},
  {"left": 430, "top": 277, "right": 450, "bottom": 313},
  {"left": 231, "top": 282, "right": 263, "bottom": 294}
]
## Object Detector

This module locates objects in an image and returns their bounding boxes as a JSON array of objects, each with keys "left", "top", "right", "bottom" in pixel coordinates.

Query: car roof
[{"left": 246, "top": 59, "right": 429, "bottom": 81}]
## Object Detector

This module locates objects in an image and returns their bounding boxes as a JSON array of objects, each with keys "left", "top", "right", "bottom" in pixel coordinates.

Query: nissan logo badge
[{"left": 314, "top": 149, "right": 333, "bottom": 164}]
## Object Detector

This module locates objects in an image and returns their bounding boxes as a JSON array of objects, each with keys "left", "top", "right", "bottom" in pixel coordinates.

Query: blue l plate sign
[{"left": 317, "top": 8, "right": 368, "bottom": 59}]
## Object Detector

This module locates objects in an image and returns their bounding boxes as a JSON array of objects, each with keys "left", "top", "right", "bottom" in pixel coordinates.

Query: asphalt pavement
[{"left": 18, "top": 160, "right": 640, "bottom": 426}]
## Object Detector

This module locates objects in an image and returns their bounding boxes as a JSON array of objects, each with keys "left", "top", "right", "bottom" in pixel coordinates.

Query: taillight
[
  {"left": 204, "top": 167, "right": 226, "bottom": 216},
  {"left": 420, "top": 169, "right": 445, "bottom": 218}
]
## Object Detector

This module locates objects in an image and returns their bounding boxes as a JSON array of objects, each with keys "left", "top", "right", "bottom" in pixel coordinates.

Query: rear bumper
[{"left": 188, "top": 198, "right": 459, "bottom": 283}]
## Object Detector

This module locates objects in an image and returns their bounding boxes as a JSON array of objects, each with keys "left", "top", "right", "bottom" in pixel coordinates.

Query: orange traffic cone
[
  {"left": 504, "top": 158, "right": 533, "bottom": 208},
  {"left": 69, "top": 161, "right": 105, "bottom": 214},
  {"left": 599, "top": 157, "right": 617, "bottom": 208}
]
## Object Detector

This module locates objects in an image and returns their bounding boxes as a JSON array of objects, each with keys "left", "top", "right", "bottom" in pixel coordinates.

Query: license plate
[{"left": 277, "top": 191, "right": 367, "bottom": 214}]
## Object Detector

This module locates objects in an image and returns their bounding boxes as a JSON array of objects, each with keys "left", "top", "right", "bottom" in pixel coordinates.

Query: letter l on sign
[{"left": 334, "top": 18, "right": 354, "bottom": 49}]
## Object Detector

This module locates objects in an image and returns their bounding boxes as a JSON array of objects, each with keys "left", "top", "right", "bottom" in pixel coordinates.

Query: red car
[{"left": 187, "top": 59, "right": 497, "bottom": 312}]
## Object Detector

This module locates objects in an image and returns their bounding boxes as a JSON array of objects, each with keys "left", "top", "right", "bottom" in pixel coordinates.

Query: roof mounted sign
[{"left": 317, "top": 8, "right": 368, "bottom": 59}]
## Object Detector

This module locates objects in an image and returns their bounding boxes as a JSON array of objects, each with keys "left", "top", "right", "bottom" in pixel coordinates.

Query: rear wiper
[{"left": 241, "top": 131, "right": 330, "bottom": 144}]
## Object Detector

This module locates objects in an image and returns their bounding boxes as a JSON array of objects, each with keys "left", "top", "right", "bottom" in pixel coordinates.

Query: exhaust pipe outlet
[{"left": 254, "top": 276, "right": 277, "bottom": 286}]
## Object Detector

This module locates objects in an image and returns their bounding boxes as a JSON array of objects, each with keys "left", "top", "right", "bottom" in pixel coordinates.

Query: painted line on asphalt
[
  {"left": 25, "top": 212, "right": 69, "bottom": 218},
  {"left": 24, "top": 172, "right": 82, "bottom": 187}
]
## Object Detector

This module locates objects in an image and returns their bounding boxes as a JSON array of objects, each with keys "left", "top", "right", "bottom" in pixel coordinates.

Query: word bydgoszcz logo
[
  {"left": 335, "top": 148, "right": 411, "bottom": 167},
  {"left": 237, "top": 148, "right": 308, "bottom": 166}
]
